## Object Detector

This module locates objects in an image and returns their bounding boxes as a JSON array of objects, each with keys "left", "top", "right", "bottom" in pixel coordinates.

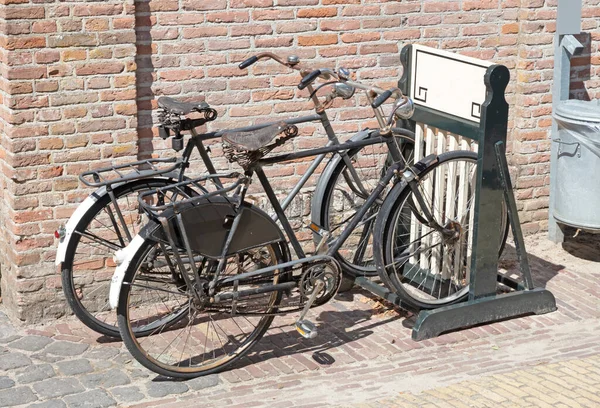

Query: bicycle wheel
[
  {"left": 118, "top": 237, "right": 286, "bottom": 378},
  {"left": 375, "top": 150, "right": 509, "bottom": 310},
  {"left": 61, "top": 178, "right": 198, "bottom": 338},
  {"left": 316, "top": 128, "right": 415, "bottom": 277}
]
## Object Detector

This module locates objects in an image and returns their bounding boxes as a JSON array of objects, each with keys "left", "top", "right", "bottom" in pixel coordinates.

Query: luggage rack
[
  {"left": 79, "top": 158, "right": 182, "bottom": 187},
  {"left": 137, "top": 172, "right": 245, "bottom": 215}
]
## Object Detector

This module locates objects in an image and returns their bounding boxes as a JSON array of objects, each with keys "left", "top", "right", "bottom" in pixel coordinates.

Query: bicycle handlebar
[
  {"left": 238, "top": 52, "right": 301, "bottom": 70},
  {"left": 298, "top": 69, "right": 322, "bottom": 90},
  {"left": 239, "top": 55, "right": 259, "bottom": 69},
  {"left": 371, "top": 90, "right": 393, "bottom": 109}
]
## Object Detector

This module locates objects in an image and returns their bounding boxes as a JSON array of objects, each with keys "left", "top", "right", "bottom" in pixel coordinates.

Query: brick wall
[{"left": 0, "top": 0, "right": 598, "bottom": 322}]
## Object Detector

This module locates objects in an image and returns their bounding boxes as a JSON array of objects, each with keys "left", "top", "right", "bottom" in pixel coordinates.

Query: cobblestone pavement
[{"left": 0, "top": 233, "right": 599, "bottom": 407}]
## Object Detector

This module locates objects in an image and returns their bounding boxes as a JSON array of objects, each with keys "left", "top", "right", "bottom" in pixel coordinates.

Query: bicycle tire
[
  {"left": 117, "top": 236, "right": 287, "bottom": 378},
  {"left": 61, "top": 178, "right": 198, "bottom": 338},
  {"left": 316, "top": 128, "right": 416, "bottom": 277},
  {"left": 375, "top": 150, "right": 509, "bottom": 310}
]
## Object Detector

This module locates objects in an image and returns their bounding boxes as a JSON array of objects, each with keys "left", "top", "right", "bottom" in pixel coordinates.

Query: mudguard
[
  {"left": 55, "top": 171, "right": 183, "bottom": 266},
  {"left": 310, "top": 128, "right": 416, "bottom": 245},
  {"left": 108, "top": 196, "right": 287, "bottom": 309},
  {"left": 109, "top": 234, "right": 146, "bottom": 309},
  {"left": 310, "top": 129, "right": 373, "bottom": 244}
]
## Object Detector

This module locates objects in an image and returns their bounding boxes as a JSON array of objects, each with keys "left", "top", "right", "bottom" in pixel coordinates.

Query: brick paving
[{"left": 0, "top": 232, "right": 599, "bottom": 407}]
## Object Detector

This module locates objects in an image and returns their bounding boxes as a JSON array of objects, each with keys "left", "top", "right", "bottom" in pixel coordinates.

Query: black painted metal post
[{"left": 469, "top": 65, "right": 510, "bottom": 300}]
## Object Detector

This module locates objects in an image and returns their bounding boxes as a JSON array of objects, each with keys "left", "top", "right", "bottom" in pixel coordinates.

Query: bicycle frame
[
  {"left": 197, "top": 131, "right": 409, "bottom": 289},
  {"left": 100, "top": 109, "right": 385, "bottom": 250}
]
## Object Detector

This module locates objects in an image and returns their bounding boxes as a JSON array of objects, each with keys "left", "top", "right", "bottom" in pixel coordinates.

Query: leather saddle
[
  {"left": 158, "top": 96, "right": 210, "bottom": 115},
  {"left": 222, "top": 122, "right": 293, "bottom": 152}
]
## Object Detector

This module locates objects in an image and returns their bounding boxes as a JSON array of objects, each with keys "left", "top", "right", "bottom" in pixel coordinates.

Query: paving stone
[
  {"left": 0, "top": 352, "right": 32, "bottom": 370},
  {"left": 110, "top": 386, "right": 145, "bottom": 403},
  {"left": 63, "top": 390, "right": 116, "bottom": 408},
  {"left": 129, "top": 369, "right": 150, "bottom": 379},
  {"left": 80, "top": 369, "right": 130, "bottom": 389},
  {"left": 90, "top": 360, "right": 115, "bottom": 371},
  {"left": 9, "top": 335, "right": 53, "bottom": 352},
  {"left": 0, "top": 387, "right": 37, "bottom": 407},
  {"left": 0, "top": 335, "right": 20, "bottom": 345},
  {"left": 32, "top": 378, "right": 85, "bottom": 399},
  {"left": 31, "top": 353, "right": 62, "bottom": 363},
  {"left": 0, "top": 378, "right": 14, "bottom": 390},
  {"left": 186, "top": 374, "right": 221, "bottom": 391},
  {"left": 84, "top": 348, "right": 119, "bottom": 361},
  {"left": 16, "top": 364, "right": 56, "bottom": 384},
  {"left": 112, "top": 352, "right": 134, "bottom": 365},
  {"left": 44, "top": 341, "right": 89, "bottom": 357},
  {"left": 30, "top": 400, "right": 67, "bottom": 408},
  {"left": 56, "top": 359, "right": 93, "bottom": 376},
  {"left": 145, "top": 381, "right": 189, "bottom": 398}
]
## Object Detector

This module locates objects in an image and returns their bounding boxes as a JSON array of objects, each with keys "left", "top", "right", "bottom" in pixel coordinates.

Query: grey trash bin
[{"left": 552, "top": 99, "right": 600, "bottom": 231}]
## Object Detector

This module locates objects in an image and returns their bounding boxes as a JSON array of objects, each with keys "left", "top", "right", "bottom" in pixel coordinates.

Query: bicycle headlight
[{"left": 392, "top": 96, "right": 415, "bottom": 120}]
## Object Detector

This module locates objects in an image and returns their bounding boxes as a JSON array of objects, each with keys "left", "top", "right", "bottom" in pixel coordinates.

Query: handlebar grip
[
  {"left": 239, "top": 56, "right": 258, "bottom": 69},
  {"left": 298, "top": 69, "right": 321, "bottom": 90},
  {"left": 371, "top": 90, "right": 393, "bottom": 109}
]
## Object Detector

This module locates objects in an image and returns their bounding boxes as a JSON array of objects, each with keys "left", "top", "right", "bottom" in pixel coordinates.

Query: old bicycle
[
  {"left": 112, "top": 70, "right": 508, "bottom": 378},
  {"left": 56, "top": 53, "right": 416, "bottom": 338}
]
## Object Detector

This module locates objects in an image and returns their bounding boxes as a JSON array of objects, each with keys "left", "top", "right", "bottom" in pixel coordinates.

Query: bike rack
[{"left": 354, "top": 44, "right": 557, "bottom": 341}]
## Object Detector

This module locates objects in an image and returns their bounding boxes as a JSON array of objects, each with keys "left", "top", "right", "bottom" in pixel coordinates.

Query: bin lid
[{"left": 555, "top": 99, "right": 600, "bottom": 123}]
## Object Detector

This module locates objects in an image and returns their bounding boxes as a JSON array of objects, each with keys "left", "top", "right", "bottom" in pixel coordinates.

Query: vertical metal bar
[
  {"left": 254, "top": 166, "right": 306, "bottom": 259},
  {"left": 174, "top": 213, "right": 201, "bottom": 283},
  {"left": 178, "top": 134, "right": 197, "bottom": 183},
  {"left": 211, "top": 209, "right": 245, "bottom": 290},
  {"left": 103, "top": 186, "right": 127, "bottom": 247},
  {"left": 158, "top": 217, "right": 195, "bottom": 289},
  {"left": 495, "top": 141, "right": 535, "bottom": 290},
  {"left": 107, "top": 188, "right": 133, "bottom": 243},
  {"left": 191, "top": 128, "right": 224, "bottom": 189}
]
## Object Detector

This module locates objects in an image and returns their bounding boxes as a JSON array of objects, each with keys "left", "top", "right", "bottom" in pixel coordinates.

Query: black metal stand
[{"left": 356, "top": 45, "right": 557, "bottom": 341}]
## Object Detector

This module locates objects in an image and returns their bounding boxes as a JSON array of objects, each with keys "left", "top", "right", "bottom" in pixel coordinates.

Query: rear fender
[{"left": 55, "top": 171, "right": 183, "bottom": 266}]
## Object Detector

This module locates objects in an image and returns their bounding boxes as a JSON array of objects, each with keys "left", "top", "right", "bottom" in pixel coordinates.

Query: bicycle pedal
[
  {"left": 309, "top": 223, "right": 331, "bottom": 254},
  {"left": 295, "top": 320, "right": 318, "bottom": 339},
  {"left": 308, "top": 222, "right": 327, "bottom": 237}
]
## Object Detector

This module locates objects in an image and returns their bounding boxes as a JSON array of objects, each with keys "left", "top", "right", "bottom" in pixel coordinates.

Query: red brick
[
  {"left": 297, "top": 7, "right": 338, "bottom": 18},
  {"left": 298, "top": 34, "right": 338, "bottom": 46},
  {"left": 76, "top": 62, "right": 125, "bottom": 76}
]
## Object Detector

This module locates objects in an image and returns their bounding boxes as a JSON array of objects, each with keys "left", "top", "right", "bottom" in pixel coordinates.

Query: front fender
[
  {"left": 310, "top": 129, "right": 373, "bottom": 244},
  {"left": 55, "top": 171, "right": 183, "bottom": 266}
]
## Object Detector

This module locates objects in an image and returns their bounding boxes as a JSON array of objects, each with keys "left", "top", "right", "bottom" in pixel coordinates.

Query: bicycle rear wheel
[
  {"left": 316, "top": 128, "right": 415, "bottom": 277},
  {"left": 117, "top": 238, "right": 287, "bottom": 378},
  {"left": 61, "top": 178, "right": 197, "bottom": 338},
  {"left": 375, "top": 150, "right": 509, "bottom": 310}
]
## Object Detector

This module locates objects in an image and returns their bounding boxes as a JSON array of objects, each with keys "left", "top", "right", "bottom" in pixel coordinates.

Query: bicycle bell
[
  {"left": 332, "top": 83, "right": 355, "bottom": 100},
  {"left": 287, "top": 55, "right": 300, "bottom": 66},
  {"left": 392, "top": 96, "right": 415, "bottom": 120},
  {"left": 337, "top": 67, "right": 350, "bottom": 80}
]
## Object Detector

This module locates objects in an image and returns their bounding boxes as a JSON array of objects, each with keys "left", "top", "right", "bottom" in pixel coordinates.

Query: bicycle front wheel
[
  {"left": 375, "top": 150, "right": 509, "bottom": 310},
  {"left": 316, "top": 128, "right": 415, "bottom": 277},
  {"left": 118, "top": 238, "right": 287, "bottom": 378}
]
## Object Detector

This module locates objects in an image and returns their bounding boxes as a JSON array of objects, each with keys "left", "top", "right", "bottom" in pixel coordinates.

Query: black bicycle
[
  {"left": 56, "top": 53, "right": 417, "bottom": 338},
  {"left": 114, "top": 71, "right": 508, "bottom": 378}
]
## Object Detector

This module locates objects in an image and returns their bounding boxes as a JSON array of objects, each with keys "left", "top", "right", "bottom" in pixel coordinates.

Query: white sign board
[{"left": 409, "top": 45, "right": 492, "bottom": 124}]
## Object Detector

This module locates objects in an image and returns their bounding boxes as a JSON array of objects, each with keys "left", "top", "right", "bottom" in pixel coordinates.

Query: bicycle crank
[{"left": 295, "top": 279, "right": 325, "bottom": 339}]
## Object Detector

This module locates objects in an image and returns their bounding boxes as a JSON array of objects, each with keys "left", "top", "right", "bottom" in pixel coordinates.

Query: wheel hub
[{"left": 442, "top": 220, "right": 462, "bottom": 245}]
